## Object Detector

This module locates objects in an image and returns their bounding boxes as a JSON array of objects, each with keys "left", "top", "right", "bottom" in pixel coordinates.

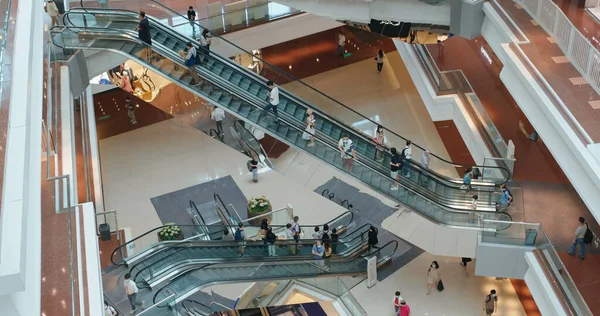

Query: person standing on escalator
[{"left": 136, "top": 11, "right": 154, "bottom": 61}]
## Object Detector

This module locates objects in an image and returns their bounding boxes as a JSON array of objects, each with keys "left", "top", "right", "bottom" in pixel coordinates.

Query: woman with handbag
[{"left": 426, "top": 261, "right": 441, "bottom": 295}]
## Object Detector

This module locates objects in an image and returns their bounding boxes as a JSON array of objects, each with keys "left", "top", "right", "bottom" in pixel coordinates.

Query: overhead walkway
[{"left": 52, "top": 8, "right": 512, "bottom": 230}]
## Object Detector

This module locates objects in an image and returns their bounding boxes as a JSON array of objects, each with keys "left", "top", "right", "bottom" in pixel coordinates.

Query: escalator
[
  {"left": 112, "top": 210, "right": 355, "bottom": 267},
  {"left": 151, "top": 240, "right": 398, "bottom": 305},
  {"left": 129, "top": 223, "right": 371, "bottom": 290},
  {"left": 231, "top": 120, "right": 275, "bottom": 170},
  {"left": 53, "top": 8, "right": 512, "bottom": 229}
]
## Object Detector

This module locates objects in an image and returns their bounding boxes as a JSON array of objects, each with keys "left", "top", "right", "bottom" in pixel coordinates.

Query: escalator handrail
[
  {"left": 62, "top": 6, "right": 511, "bottom": 184},
  {"left": 182, "top": 299, "right": 214, "bottom": 315},
  {"left": 128, "top": 223, "right": 372, "bottom": 281},
  {"left": 58, "top": 13, "right": 502, "bottom": 204},
  {"left": 54, "top": 26, "right": 510, "bottom": 224},
  {"left": 151, "top": 239, "right": 399, "bottom": 304},
  {"left": 110, "top": 208, "right": 355, "bottom": 267},
  {"left": 143, "top": 0, "right": 510, "bottom": 183},
  {"left": 190, "top": 200, "right": 211, "bottom": 237},
  {"left": 213, "top": 193, "right": 235, "bottom": 226},
  {"left": 208, "top": 128, "right": 224, "bottom": 142}
]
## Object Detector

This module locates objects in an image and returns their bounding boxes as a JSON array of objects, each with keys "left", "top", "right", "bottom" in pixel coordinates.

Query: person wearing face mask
[
  {"left": 484, "top": 289, "right": 498, "bottom": 315},
  {"left": 104, "top": 301, "right": 117, "bottom": 316},
  {"left": 426, "top": 261, "right": 441, "bottom": 295}
]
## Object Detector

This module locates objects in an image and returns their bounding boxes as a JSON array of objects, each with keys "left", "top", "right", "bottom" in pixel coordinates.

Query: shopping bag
[{"left": 437, "top": 279, "right": 444, "bottom": 291}]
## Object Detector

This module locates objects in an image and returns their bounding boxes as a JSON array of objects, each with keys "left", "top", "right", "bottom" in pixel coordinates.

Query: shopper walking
[
  {"left": 266, "top": 227, "right": 277, "bottom": 256},
  {"left": 285, "top": 223, "right": 297, "bottom": 255},
  {"left": 393, "top": 291, "right": 403, "bottom": 313},
  {"left": 375, "top": 49, "right": 385, "bottom": 73},
  {"left": 402, "top": 140, "right": 412, "bottom": 177},
  {"left": 390, "top": 147, "right": 401, "bottom": 190},
  {"left": 367, "top": 225, "right": 379, "bottom": 252},
  {"left": 398, "top": 300, "right": 411, "bottom": 316},
  {"left": 210, "top": 105, "right": 226, "bottom": 136},
  {"left": 568, "top": 217, "right": 588, "bottom": 259},
  {"left": 338, "top": 134, "right": 356, "bottom": 173},
  {"left": 426, "top": 261, "right": 441, "bottom": 295},
  {"left": 123, "top": 273, "right": 144, "bottom": 314},
  {"left": 125, "top": 97, "right": 137, "bottom": 125},
  {"left": 46, "top": 1, "right": 60, "bottom": 27},
  {"left": 249, "top": 157, "right": 259, "bottom": 183},
  {"left": 469, "top": 194, "right": 478, "bottom": 223},
  {"left": 373, "top": 125, "right": 385, "bottom": 162},
  {"left": 337, "top": 31, "right": 346, "bottom": 56},
  {"left": 461, "top": 257, "right": 472, "bottom": 276},
  {"left": 265, "top": 80, "right": 280, "bottom": 123},
  {"left": 497, "top": 184, "right": 513, "bottom": 212},
  {"left": 302, "top": 109, "right": 316, "bottom": 147},
  {"left": 484, "top": 290, "right": 498, "bottom": 315},
  {"left": 136, "top": 11, "right": 153, "bottom": 60}
]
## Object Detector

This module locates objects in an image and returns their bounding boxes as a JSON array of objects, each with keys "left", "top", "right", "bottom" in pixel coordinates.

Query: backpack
[
  {"left": 322, "top": 231, "right": 330, "bottom": 243},
  {"left": 400, "top": 148, "right": 407, "bottom": 160},
  {"left": 234, "top": 228, "right": 243, "bottom": 241},
  {"left": 584, "top": 223, "right": 594, "bottom": 244}
]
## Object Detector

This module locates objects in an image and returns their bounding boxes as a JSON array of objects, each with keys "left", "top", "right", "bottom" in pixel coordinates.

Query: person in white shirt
[
  {"left": 402, "top": 140, "right": 412, "bottom": 177},
  {"left": 124, "top": 273, "right": 144, "bottom": 314},
  {"left": 265, "top": 80, "right": 280, "bottom": 123},
  {"left": 568, "top": 217, "right": 588, "bottom": 259},
  {"left": 337, "top": 32, "right": 346, "bottom": 56},
  {"left": 338, "top": 134, "right": 357, "bottom": 172},
  {"left": 198, "top": 29, "right": 212, "bottom": 57},
  {"left": 285, "top": 223, "right": 297, "bottom": 255},
  {"left": 104, "top": 301, "right": 117, "bottom": 316},
  {"left": 210, "top": 105, "right": 226, "bottom": 135},
  {"left": 46, "top": 0, "right": 60, "bottom": 27}
]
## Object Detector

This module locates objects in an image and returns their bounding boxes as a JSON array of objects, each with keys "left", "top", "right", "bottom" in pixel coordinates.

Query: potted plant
[
  {"left": 157, "top": 223, "right": 184, "bottom": 241},
  {"left": 247, "top": 196, "right": 273, "bottom": 226}
]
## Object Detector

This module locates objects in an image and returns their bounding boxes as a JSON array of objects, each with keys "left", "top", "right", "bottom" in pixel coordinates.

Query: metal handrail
[
  {"left": 148, "top": 2, "right": 514, "bottom": 179},
  {"left": 53, "top": 22, "right": 512, "bottom": 227},
  {"left": 136, "top": 293, "right": 176, "bottom": 315}
]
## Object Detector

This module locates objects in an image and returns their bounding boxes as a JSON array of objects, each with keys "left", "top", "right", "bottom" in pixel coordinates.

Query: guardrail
[
  {"left": 482, "top": 219, "right": 592, "bottom": 315},
  {"left": 518, "top": 0, "right": 600, "bottom": 97}
]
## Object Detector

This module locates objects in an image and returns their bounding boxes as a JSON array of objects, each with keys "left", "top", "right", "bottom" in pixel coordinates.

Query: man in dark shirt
[
  {"left": 187, "top": 6, "right": 196, "bottom": 29},
  {"left": 390, "top": 147, "right": 401, "bottom": 190},
  {"left": 136, "top": 11, "right": 153, "bottom": 60}
]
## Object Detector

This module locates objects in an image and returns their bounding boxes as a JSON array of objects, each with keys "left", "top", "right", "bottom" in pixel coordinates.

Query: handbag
[{"left": 437, "top": 279, "right": 444, "bottom": 291}]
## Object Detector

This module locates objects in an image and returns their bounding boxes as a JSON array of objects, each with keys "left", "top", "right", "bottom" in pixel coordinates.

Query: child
[
  {"left": 393, "top": 291, "right": 403, "bottom": 313},
  {"left": 469, "top": 194, "right": 478, "bottom": 223}
]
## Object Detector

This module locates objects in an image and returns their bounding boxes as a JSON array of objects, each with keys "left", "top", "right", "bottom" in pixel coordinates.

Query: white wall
[
  {"left": 394, "top": 40, "right": 495, "bottom": 166},
  {"left": 475, "top": 238, "right": 531, "bottom": 279},
  {"left": 482, "top": 2, "right": 600, "bottom": 224},
  {"left": 0, "top": 0, "right": 43, "bottom": 313},
  {"left": 523, "top": 252, "right": 568, "bottom": 316},
  {"left": 275, "top": 0, "right": 451, "bottom": 25},
  {"left": 211, "top": 13, "right": 343, "bottom": 58}
]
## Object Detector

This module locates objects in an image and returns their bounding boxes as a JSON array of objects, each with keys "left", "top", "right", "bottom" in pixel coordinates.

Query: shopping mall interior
[{"left": 1, "top": 0, "right": 600, "bottom": 315}]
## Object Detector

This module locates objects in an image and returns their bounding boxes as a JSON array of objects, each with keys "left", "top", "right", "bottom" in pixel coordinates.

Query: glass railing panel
[
  {"left": 0, "top": 0, "right": 15, "bottom": 218},
  {"left": 52, "top": 21, "right": 512, "bottom": 228},
  {"left": 146, "top": 0, "right": 512, "bottom": 184}
]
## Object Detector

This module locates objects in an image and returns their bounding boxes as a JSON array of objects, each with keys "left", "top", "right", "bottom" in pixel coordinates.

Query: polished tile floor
[
  {"left": 496, "top": 0, "right": 600, "bottom": 143},
  {"left": 98, "top": 119, "right": 528, "bottom": 316}
]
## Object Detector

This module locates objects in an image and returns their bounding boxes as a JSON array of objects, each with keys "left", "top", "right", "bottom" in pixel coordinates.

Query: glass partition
[
  {"left": 482, "top": 220, "right": 592, "bottom": 315},
  {"left": 147, "top": 0, "right": 511, "bottom": 182},
  {"left": 413, "top": 44, "right": 510, "bottom": 167}
]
